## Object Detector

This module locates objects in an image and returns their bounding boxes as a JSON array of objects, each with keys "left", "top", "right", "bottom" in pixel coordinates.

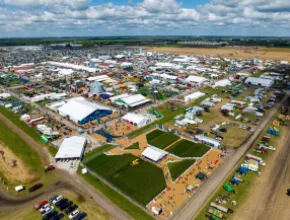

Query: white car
[
  {"left": 69, "top": 210, "right": 79, "bottom": 219},
  {"left": 52, "top": 195, "right": 63, "bottom": 204},
  {"left": 41, "top": 205, "right": 54, "bottom": 216},
  {"left": 40, "top": 204, "right": 50, "bottom": 213}
]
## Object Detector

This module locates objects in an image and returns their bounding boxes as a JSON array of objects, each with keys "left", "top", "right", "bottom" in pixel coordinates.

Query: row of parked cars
[{"left": 33, "top": 194, "right": 87, "bottom": 220}]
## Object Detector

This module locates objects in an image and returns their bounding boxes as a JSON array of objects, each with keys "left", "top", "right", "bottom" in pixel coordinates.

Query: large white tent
[
  {"left": 122, "top": 113, "right": 150, "bottom": 128},
  {"left": 245, "top": 77, "right": 274, "bottom": 87},
  {"left": 185, "top": 75, "right": 208, "bottom": 84},
  {"left": 212, "top": 79, "right": 231, "bottom": 88},
  {"left": 111, "top": 94, "right": 151, "bottom": 108},
  {"left": 142, "top": 146, "right": 168, "bottom": 162},
  {"left": 55, "top": 136, "right": 86, "bottom": 160},
  {"left": 184, "top": 91, "right": 205, "bottom": 103}
]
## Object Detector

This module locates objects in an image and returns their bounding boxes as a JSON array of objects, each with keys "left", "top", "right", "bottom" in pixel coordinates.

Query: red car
[
  {"left": 29, "top": 183, "right": 43, "bottom": 192},
  {"left": 33, "top": 200, "right": 48, "bottom": 210}
]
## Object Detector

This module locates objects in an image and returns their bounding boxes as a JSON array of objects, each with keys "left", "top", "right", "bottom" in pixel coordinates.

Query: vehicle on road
[
  {"left": 29, "top": 183, "right": 43, "bottom": 192},
  {"left": 69, "top": 210, "right": 79, "bottom": 219},
  {"left": 33, "top": 200, "right": 48, "bottom": 210},
  {"left": 65, "top": 204, "right": 78, "bottom": 214}
]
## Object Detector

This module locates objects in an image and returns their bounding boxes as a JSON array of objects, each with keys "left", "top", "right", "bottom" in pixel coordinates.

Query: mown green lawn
[
  {"left": 148, "top": 131, "right": 180, "bottom": 150},
  {"left": 146, "top": 129, "right": 165, "bottom": 142},
  {"left": 83, "top": 144, "right": 115, "bottom": 163},
  {"left": 168, "top": 160, "right": 195, "bottom": 181},
  {"left": 126, "top": 142, "right": 140, "bottom": 150},
  {"left": 166, "top": 139, "right": 211, "bottom": 157},
  {"left": 85, "top": 153, "right": 166, "bottom": 206}
]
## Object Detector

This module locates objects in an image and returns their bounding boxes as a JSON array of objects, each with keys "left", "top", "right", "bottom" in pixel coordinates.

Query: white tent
[
  {"left": 142, "top": 146, "right": 168, "bottom": 162},
  {"left": 184, "top": 91, "right": 205, "bottom": 103},
  {"left": 186, "top": 75, "right": 208, "bottom": 84},
  {"left": 122, "top": 113, "right": 150, "bottom": 128},
  {"left": 212, "top": 79, "right": 231, "bottom": 88},
  {"left": 245, "top": 77, "right": 274, "bottom": 87},
  {"left": 55, "top": 136, "right": 86, "bottom": 160}
]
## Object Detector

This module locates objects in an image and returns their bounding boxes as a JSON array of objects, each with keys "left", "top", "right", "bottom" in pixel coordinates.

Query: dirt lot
[
  {"left": 233, "top": 125, "right": 290, "bottom": 220},
  {"left": 141, "top": 46, "right": 290, "bottom": 61},
  {"left": 0, "top": 141, "right": 37, "bottom": 184}
]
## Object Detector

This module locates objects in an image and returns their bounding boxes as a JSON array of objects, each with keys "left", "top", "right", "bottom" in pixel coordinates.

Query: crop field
[
  {"left": 166, "top": 139, "right": 211, "bottom": 158},
  {"left": 146, "top": 129, "right": 180, "bottom": 149},
  {"left": 126, "top": 142, "right": 140, "bottom": 150},
  {"left": 85, "top": 153, "right": 166, "bottom": 206},
  {"left": 168, "top": 160, "right": 195, "bottom": 181}
]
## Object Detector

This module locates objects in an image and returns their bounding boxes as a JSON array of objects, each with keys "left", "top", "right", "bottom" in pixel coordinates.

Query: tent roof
[
  {"left": 122, "top": 113, "right": 147, "bottom": 124},
  {"left": 142, "top": 146, "right": 168, "bottom": 162},
  {"left": 55, "top": 136, "right": 86, "bottom": 159},
  {"left": 186, "top": 75, "right": 208, "bottom": 83}
]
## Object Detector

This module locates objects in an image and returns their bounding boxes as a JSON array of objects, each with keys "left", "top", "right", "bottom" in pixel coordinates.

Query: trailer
[
  {"left": 245, "top": 154, "right": 266, "bottom": 166},
  {"left": 207, "top": 208, "right": 224, "bottom": 219},
  {"left": 210, "top": 202, "right": 234, "bottom": 214},
  {"left": 15, "top": 185, "right": 24, "bottom": 192},
  {"left": 241, "top": 163, "right": 258, "bottom": 172}
]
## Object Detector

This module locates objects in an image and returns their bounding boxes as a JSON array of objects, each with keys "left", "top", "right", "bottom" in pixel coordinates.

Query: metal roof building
[{"left": 55, "top": 136, "right": 86, "bottom": 160}]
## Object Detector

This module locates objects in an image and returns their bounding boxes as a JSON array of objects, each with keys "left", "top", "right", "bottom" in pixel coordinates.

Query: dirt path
[
  {"left": 0, "top": 141, "right": 36, "bottom": 183},
  {"left": 234, "top": 125, "right": 290, "bottom": 220},
  {"left": 0, "top": 113, "right": 131, "bottom": 220}
]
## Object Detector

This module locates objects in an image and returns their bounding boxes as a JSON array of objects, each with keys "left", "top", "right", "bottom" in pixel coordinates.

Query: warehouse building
[
  {"left": 57, "top": 97, "right": 112, "bottom": 124},
  {"left": 55, "top": 136, "right": 86, "bottom": 161},
  {"left": 110, "top": 94, "right": 151, "bottom": 109},
  {"left": 245, "top": 77, "right": 274, "bottom": 87}
]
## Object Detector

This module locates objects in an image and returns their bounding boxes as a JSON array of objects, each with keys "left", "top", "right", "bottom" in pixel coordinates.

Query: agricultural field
[
  {"left": 146, "top": 129, "right": 180, "bottom": 149},
  {"left": 166, "top": 139, "right": 211, "bottom": 158},
  {"left": 85, "top": 153, "right": 166, "bottom": 206},
  {"left": 168, "top": 160, "right": 195, "bottom": 181},
  {"left": 142, "top": 46, "right": 290, "bottom": 62}
]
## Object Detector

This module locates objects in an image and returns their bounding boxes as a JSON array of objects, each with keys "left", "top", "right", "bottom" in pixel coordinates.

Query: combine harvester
[{"left": 148, "top": 107, "right": 163, "bottom": 119}]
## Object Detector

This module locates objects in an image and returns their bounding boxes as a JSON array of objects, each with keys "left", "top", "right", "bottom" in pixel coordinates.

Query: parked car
[
  {"left": 76, "top": 212, "right": 87, "bottom": 220},
  {"left": 44, "top": 164, "right": 55, "bottom": 172},
  {"left": 55, "top": 198, "right": 68, "bottom": 208},
  {"left": 29, "top": 183, "right": 43, "bottom": 192},
  {"left": 42, "top": 210, "right": 58, "bottom": 220},
  {"left": 65, "top": 204, "right": 78, "bottom": 214},
  {"left": 59, "top": 201, "right": 73, "bottom": 211},
  {"left": 40, "top": 204, "right": 50, "bottom": 213},
  {"left": 53, "top": 195, "right": 64, "bottom": 204},
  {"left": 49, "top": 195, "right": 58, "bottom": 203},
  {"left": 33, "top": 200, "right": 48, "bottom": 210},
  {"left": 53, "top": 213, "right": 65, "bottom": 220},
  {"left": 69, "top": 210, "right": 79, "bottom": 219},
  {"left": 41, "top": 205, "right": 54, "bottom": 216}
]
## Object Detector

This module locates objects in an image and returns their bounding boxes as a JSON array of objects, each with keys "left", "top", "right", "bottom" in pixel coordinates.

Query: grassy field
[
  {"left": 146, "top": 129, "right": 165, "bottom": 141},
  {"left": 0, "top": 119, "right": 42, "bottom": 173},
  {"left": 166, "top": 139, "right": 211, "bottom": 158},
  {"left": 85, "top": 153, "right": 166, "bottom": 206},
  {"left": 126, "top": 142, "right": 140, "bottom": 150},
  {"left": 220, "top": 126, "right": 251, "bottom": 148},
  {"left": 147, "top": 130, "right": 180, "bottom": 149},
  {"left": 168, "top": 160, "right": 195, "bottom": 181},
  {"left": 78, "top": 168, "right": 154, "bottom": 220},
  {"left": 82, "top": 144, "right": 115, "bottom": 163}
]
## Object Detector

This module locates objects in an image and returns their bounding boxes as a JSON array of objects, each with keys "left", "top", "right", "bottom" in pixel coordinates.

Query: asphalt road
[
  {"left": 171, "top": 92, "right": 290, "bottom": 220},
  {"left": 0, "top": 113, "right": 131, "bottom": 220}
]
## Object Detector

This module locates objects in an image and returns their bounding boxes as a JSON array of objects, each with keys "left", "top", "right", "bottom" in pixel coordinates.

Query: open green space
[
  {"left": 77, "top": 168, "right": 154, "bottom": 220},
  {"left": 0, "top": 119, "right": 42, "bottom": 173},
  {"left": 147, "top": 130, "right": 180, "bottom": 149},
  {"left": 83, "top": 144, "right": 115, "bottom": 163},
  {"left": 168, "top": 160, "right": 195, "bottom": 181},
  {"left": 85, "top": 153, "right": 166, "bottom": 206},
  {"left": 166, "top": 139, "right": 211, "bottom": 158},
  {"left": 146, "top": 129, "right": 165, "bottom": 141},
  {"left": 220, "top": 126, "right": 251, "bottom": 148},
  {"left": 126, "top": 142, "right": 140, "bottom": 150}
]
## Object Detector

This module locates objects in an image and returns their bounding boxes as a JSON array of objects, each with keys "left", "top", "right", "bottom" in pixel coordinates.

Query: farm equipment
[
  {"left": 223, "top": 184, "right": 235, "bottom": 193},
  {"left": 205, "top": 213, "right": 221, "bottom": 220},
  {"left": 262, "top": 136, "right": 270, "bottom": 142},
  {"left": 210, "top": 202, "right": 234, "bottom": 214},
  {"left": 148, "top": 107, "right": 163, "bottom": 119},
  {"left": 245, "top": 154, "right": 266, "bottom": 166},
  {"left": 236, "top": 167, "right": 248, "bottom": 175},
  {"left": 131, "top": 159, "right": 139, "bottom": 166},
  {"left": 207, "top": 208, "right": 224, "bottom": 219},
  {"left": 44, "top": 164, "right": 55, "bottom": 172},
  {"left": 230, "top": 177, "right": 241, "bottom": 186},
  {"left": 267, "top": 127, "right": 280, "bottom": 136}
]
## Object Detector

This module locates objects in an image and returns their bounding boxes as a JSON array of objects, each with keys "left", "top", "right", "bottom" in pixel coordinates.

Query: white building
[
  {"left": 185, "top": 75, "right": 209, "bottom": 84},
  {"left": 122, "top": 113, "right": 151, "bottom": 128},
  {"left": 212, "top": 79, "right": 231, "bottom": 88},
  {"left": 55, "top": 136, "right": 86, "bottom": 161},
  {"left": 142, "top": 146, "right": 168, "bottom": 163},
  {"left": 245, "top": 77, "right": 274, "bottom": 87},
  {"left": 110, "top": 94, "right": 151, "bottom": 109}
]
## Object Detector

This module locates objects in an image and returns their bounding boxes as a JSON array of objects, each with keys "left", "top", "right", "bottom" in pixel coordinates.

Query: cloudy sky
[{"left": 0, "top": 0, "right": 289, "bottom": 37}]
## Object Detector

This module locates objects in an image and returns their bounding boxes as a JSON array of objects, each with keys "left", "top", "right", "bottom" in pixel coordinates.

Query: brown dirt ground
[
  {"left": 141, "top": 46, "right": 290, "bottom": 61},
  {"left": 233, "top": 125, "right": 290, "bottom": 220},
  {"left": 0, "top": 141, "right": 37, "bottom": 184}
]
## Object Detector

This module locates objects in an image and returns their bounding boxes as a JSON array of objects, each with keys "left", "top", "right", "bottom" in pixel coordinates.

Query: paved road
[
  {"left": 171, "top": 92, "right": 290, "bottom": 220},
  {"left": 0, "top": 113, "right": 131, "bottom": 220}
]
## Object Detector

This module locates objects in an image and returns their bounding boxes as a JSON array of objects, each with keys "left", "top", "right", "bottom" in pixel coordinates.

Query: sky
[{"left": 0, "top": 0, "right": 289, "bottom": 38}]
